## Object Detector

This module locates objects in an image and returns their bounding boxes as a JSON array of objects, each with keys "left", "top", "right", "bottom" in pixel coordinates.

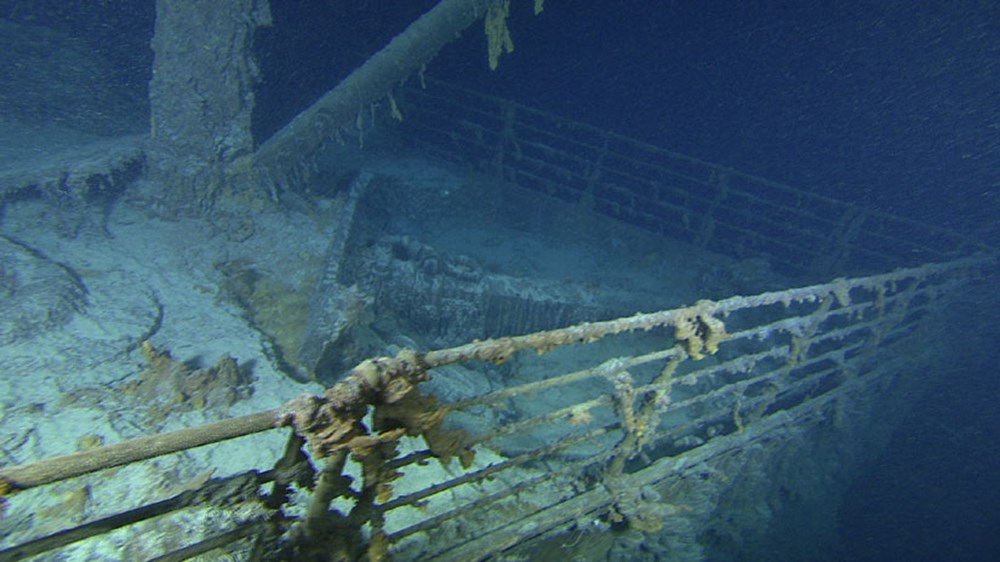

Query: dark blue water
[
  {"left": 839, "top": 359, "right": 1000, "bottom": 561},
  {"left": 430, "top": 0, "right": 1000, "bottom": 243}
]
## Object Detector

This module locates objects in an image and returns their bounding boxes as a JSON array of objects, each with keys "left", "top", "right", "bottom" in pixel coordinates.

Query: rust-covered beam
[{"left": 254, "top": 0, "right": 500, "bottom": 192}]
